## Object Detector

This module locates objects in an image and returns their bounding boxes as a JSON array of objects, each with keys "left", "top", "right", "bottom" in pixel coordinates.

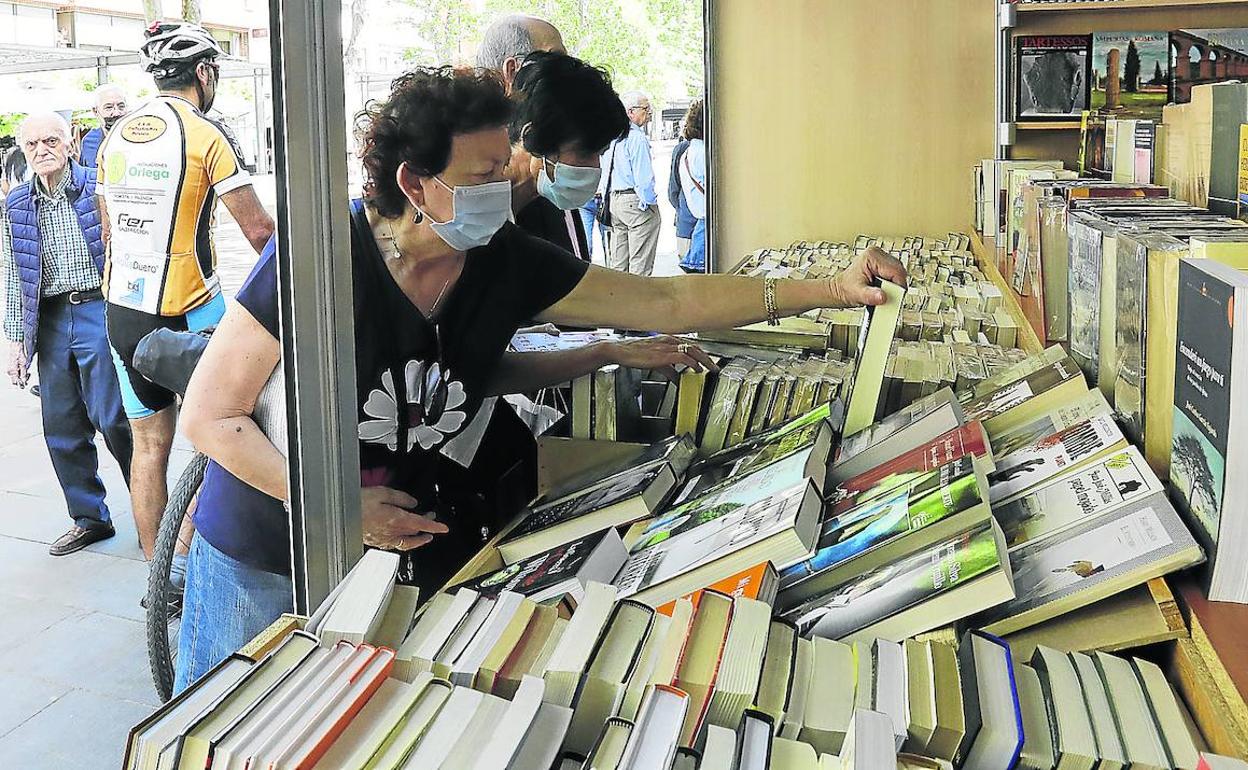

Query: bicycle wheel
[{"left": 146, "top": 452, "right": 208, "bottom": 702}]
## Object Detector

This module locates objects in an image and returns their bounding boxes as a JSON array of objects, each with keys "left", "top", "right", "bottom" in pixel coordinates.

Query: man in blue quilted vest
[{"left": 3, "top": 112, "right": 132, "bottom": 556}]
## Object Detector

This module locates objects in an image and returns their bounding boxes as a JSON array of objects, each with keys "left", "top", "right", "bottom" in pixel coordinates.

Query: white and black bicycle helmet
[{"left": 140, "top": 21, "right": 225, "bottom": 78}]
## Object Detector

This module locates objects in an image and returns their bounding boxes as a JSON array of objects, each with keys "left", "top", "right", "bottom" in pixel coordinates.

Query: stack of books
[
  {"left": 123, "top": 566, "right": 1247, "bottom": 770},
  {"left": 723, "top": 234, "right": 1026, "bottom": 361}
]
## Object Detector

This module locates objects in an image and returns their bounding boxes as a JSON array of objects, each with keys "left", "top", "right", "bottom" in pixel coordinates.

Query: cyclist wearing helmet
[{"left": 97, "top": 21, "right": 275, "bottom": 564}]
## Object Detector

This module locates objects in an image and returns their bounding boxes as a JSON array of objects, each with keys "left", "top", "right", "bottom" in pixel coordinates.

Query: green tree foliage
[
  {"left": 401, "top": 0, "right": 704, "bottom": 105},
  {"left": 1124, "top": 40, "right": 1141, "bottom": 93},
  {"left": 405, "top": 0, "right": 484, "bottom": 65},
  {"left": 1151, "top": 60, "right": 1165, "bottom": 85},
  {"left": 1172, "top": 432, "right": 1218, "bottom": 519}
]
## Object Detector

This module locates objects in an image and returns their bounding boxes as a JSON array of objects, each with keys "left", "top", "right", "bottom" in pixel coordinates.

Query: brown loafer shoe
[{"left": 49, "top": 524, "right": 115, "bottom": 556}]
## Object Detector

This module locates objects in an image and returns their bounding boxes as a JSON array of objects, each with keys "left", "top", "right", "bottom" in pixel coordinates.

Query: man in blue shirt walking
[{"left": 602, "top": 90, "right": 660, "bottom": 275}]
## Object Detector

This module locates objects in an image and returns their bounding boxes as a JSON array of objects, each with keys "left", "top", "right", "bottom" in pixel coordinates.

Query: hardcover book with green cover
[
  {"left": 1091, "top": 32, "right": 1169, "bottom": 120},
  {"left": 776, "top": 455, "right": 991, "bottom": 609},
  {"left": 1170, "top": 258, "right": 1248, "bottom": 602},
  {"left": 614, "top": 480, "right": 823, "bottom": 607},
  {"left": 826, "top": 421, "right": 991, "bottom": 515},
  {"left": 844, "top": 280, "right": 906, "bottom": 436},
  {"left": 779, "top": 520, "right": 1012, "bottom": 644},
  {"left": 978, "top": 493, "right": 1203, "bottom": 636}
]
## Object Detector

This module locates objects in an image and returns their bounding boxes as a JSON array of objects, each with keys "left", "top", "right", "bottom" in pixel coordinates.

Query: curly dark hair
[
  {"left": 681, "top": 99, "right": 704, "bottom": 142},
  {"left": 355, "top": 66, "right": 512, "bottom": 218},
  {"left": 508, "top": 51, "right": 629, "bottom": 158}
]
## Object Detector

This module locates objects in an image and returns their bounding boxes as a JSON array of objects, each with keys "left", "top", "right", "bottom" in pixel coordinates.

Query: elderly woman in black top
[{"left": 175, "top": 64, "right": 905, "bottom": 692}]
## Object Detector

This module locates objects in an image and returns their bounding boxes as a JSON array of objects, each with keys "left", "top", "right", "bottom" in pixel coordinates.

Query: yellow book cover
[{"left": 1239, "top": 124, "right": 1248, "bottom": 217}]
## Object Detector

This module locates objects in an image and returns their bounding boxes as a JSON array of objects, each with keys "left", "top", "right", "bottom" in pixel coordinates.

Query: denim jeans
[
  {"left": 173, "top": 532, "right": 293, "bottom": 694},
  {"left": 680, "top": 217, "right": 707, "bottom": 273},
  {"left": 35, "top": 297, "right": 132, "bottom": 529}
]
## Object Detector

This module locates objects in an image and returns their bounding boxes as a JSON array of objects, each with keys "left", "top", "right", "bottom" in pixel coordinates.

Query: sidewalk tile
[
  {"left": 0, "top": 673, "right": 71, "bottom": 739},
  {"left": 0, "top": 594, "right": 80, "bottom": 653},
  {"left": 0, "top": 538, "right": 148, "bottom": 622},
  {"left": 0, "top": 610, "right": 158, "bottom": 706},
  {"left": 0, "top": 688, "right": 151, "bottom": 770}
]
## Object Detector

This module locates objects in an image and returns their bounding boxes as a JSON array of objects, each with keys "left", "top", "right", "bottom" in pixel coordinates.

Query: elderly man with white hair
[
  {"left": 78, "top": 83, "right": 127, "bottom": 168},
  {"left": 601, "top": 89, "right": 660, "bottom": 275},
  {"left": 476, "top": 13, "right": 566, "bottom": 91},
  {"left": 3, "top": 112, "right": 132, "bottom": 556}
]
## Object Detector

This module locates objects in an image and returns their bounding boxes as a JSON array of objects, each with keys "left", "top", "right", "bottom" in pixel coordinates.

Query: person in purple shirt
[{"left": 601, "top": 90, "right": 660, "bottom": 275}]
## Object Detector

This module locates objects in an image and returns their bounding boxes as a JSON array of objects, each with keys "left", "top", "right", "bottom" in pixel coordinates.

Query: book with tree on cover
[
  {"left": 1091, "top": 32, "right": 1169, "bottom": 121},
  {"left": 1170, "top": 258, "right": 1248, "bottom": 602},
  {"left": 778, "top": 520, "right": 1012, "bottom": 644},
  {"left": 777, "top": 455, "right": 990, "bottom": 608}
]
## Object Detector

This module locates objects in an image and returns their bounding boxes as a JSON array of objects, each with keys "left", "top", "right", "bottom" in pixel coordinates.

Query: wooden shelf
[
  {"left": 1014, "top": 122, "right": 1080, "bottom": 131},
  {"left": 1172, "top": 577, "right": 1248, "bottom": 757},
  {"left": 970, "top": 229, "right": 1045, "bottom": 354},
  {"left": 1015, "top": 0, "right": 1245, "bottom": 12}
]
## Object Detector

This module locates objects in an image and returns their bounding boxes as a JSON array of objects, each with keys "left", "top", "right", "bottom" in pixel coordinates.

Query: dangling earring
[{"left": 412, "top": 209, "right": 424, "bottom": 224}]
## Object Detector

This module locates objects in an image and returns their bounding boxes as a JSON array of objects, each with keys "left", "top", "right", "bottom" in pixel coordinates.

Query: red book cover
[{"left": 828, "top": 421, "right": 990, "bottom": 515}]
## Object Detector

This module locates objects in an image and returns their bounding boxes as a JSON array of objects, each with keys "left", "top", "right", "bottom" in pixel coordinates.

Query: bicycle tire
[{"left": 146, "top": 452, "right": 209, "bottom": 702}]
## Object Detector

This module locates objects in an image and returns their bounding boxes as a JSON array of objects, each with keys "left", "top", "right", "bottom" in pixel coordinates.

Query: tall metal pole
[{"left": 268, "top": 0, "right": 362, "bottom": 613}]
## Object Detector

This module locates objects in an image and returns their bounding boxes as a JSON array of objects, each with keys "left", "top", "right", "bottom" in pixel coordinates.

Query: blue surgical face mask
[
  {"left": 536, "top": 157, "right": 602, "bottom": 210},
  {"left": 419, "top": 175, "right": 512, "bottom": 251}
]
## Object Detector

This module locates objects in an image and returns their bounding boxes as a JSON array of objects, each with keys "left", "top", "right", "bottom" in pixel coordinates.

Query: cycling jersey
[{"left": 98, "top": 94, "right": 250, "bottom": 317}]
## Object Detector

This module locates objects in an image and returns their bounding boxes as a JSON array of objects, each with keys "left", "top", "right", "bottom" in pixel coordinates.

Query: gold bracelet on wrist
[{"left": 764, "top": 277, "right": 780, "bottom": 326}]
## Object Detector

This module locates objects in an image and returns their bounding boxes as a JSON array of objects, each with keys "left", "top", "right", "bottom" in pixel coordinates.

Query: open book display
[{"left": 123, "top": 333, "right": 1228, "bottom": 769}]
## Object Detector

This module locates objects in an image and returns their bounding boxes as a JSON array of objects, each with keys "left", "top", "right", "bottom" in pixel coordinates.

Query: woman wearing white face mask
[{"left": 175, "top": 65, "right": 907, "bottom": 692}]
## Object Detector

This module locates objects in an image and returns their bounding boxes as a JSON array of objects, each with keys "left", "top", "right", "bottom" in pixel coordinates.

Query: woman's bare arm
[
  {"left": 485, "top": 336, "right": 717, "bottom": 396},
  {"left": 181, "top": 302, "right": 288, "bottom": 501},
  {"left": 536, "top": 247, "right": 906, "bottom": 332}
]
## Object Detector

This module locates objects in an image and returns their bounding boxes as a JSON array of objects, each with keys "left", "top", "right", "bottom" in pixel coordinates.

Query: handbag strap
[
  {"left": 603, "top": 139, "right": 617, "bottom": 197},
  {"left": 683, "top": 150, "right": 705, "bottom": 195}
]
